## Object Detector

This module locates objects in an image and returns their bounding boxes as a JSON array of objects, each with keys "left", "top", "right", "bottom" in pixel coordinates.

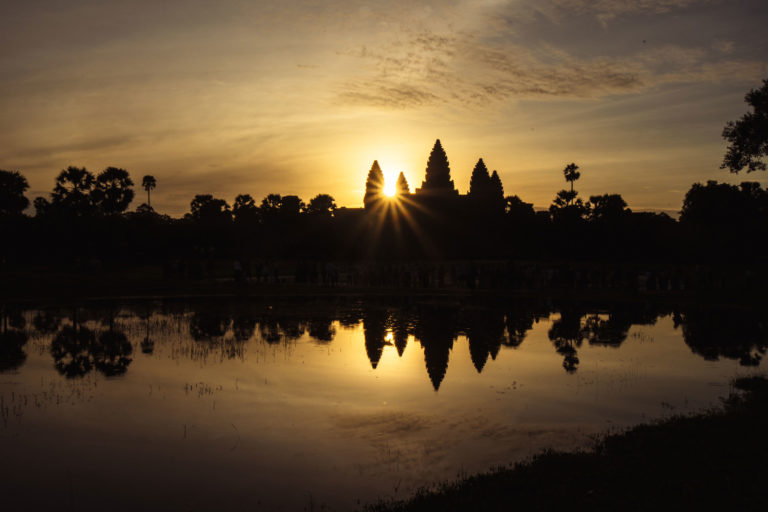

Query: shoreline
[{"left": 363, "top": 375, "right": 768, "bottom": 511}]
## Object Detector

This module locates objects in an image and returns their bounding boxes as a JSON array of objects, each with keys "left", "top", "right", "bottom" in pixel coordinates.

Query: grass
[{"left": 364, "top": 375, "right": 768, "bottom": 512}]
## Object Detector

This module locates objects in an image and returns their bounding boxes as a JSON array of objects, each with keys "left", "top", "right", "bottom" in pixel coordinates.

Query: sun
[
  {"left": 383, "top": 181, "right": 396, "bottom": 197},
  {"left": 382, "top": 170, "right": 398, "bottom": 197}
]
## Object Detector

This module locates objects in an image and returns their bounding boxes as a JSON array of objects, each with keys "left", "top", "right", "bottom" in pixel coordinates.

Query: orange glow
[{"left": 383, "top": 181, "right": 396, "bottom": 197}]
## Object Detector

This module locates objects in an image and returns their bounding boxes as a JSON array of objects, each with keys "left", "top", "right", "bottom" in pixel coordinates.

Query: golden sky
[{"left": 1, "top": 0, "right": 767, "bottom": 215}]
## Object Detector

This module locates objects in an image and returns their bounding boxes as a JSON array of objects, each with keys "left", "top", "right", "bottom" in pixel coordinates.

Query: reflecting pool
[{"left": 1, "top": 297, "right": 765, "bottom": 511}]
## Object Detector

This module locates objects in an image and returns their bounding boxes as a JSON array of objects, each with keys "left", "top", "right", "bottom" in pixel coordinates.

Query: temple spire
[{"left": 417, "top": 139, "right": 457, "bottom": 196}]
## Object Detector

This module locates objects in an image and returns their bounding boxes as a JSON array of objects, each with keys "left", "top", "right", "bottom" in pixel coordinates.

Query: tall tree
[
  {"left": 306, "top": 194, "right": 337, "bottom": 216},
  {"left": 51, "top": 166, "right": 95, "bottom": 216},
  {"left": 396, "top": 172, "right": 410, "bottom": 195},
  {"left": 93, "top": 167, "right": 134, "bottom": 215},
  {"left": 0, "top": 170, "right": 29, "bottom": 216},
  {"left": 141, "top": 175, "right": 157, "bottom": 207},
  {"left": 563, "top": 163, "right": 581, "bottom": 200},
  {"left": 260, "top": 193, "right": 282, "bottom": 215},
  {"left": 468, "top": 158, "right": 491, "bottom": 198},
  {"left": 190, "top": 194, "right": 231, "bottom": 223},
  {"left": 419, "top": 139, "right": 456, "bottom": 195},
  {"left": 233, "top": 194, "right": 259, "bottom": 224},
  {"left": 589, "top": 194, "right": 629, "bottom": 222},
  {"left": 364, "top": 160, "right": 385, "bottom": 209},
  {"left": 280, "top": 195, "right": 305, "bottom": 216},
  {"left": 721, "top": 79, "right": 768, "bottom": 173},
  {"left": 33, "top": 197, "right": 50, "bottom": 217}
]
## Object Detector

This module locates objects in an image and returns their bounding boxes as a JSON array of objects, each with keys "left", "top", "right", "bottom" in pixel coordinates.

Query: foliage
[
  {"left": 589, "top": 194, "right": 629, "bottom": 222},
  {"left": 280, "top": 195, "right": 305, "bottom": 216},
  {"left": 505, "top": 195, "right": 535, "bottom": 219},
  {"left": 233, "top": 194, "right": 259, "bottom": 224},
  {"left": 0, "top": 169, "right": 30, "bottom": 216},
  {"left": 189, "top": 194, "right": 231, "bottom": 223},
  {"left": 721, "top": 79, "right": 768, "bottom": 173},
  {"left": 305, "top": 194, "right": 337, "bottom": 216},
  {"left": 51, "top": 166, "right": 96, "bottom": 216},
  {"left": 142, "top": 175, "right": 157, "bottom": 207},
  {"left": 92, "top": 167, "right": 134, "bottom": 214}
]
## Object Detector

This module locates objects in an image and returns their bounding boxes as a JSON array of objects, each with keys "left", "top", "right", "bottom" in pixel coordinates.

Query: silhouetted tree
[
  {"left": 33, "top": 197, "right": 50, "bottom": 217},
  {"left": 396, "top": 172, "right": 410, "bottom": 195},
  {"left": 233, "top": 194, "right": 259, "bottom": 224},
  {"left": 419, "top": 139, "right": 456, "bottom": 195},
  {"left": 364, "top": 160, "right": 385, "bottom": 209},
  {"left": 280, "top": 195, "right": 304, "bottom": 216},
  {"left": 51, "top": 166, "right": 95, "bottom": 216},
  {"left": 305, "top": 194, "right": 337, "bottom": 216},
  {"left": 189, "top": 194, "right": 231, "bottom": 223},
  {"left": 259, "top": 193, "right": 282, "bottom": 217},
  {"left": 721, "top": 78, "right": 768, "bottom": 173},
  {"left": 505, "top": 195, "right": 535, "bottom": 221},
  {"left": 92, "top": 167, "right": 134, "bottom": 215},
  {"left": 563, "top": 162, "right": 581, "bottom": 199},
  {"left": 589, "top": 194, "right": 629, "bottom": 222},
  {"left": 0, "top": 170, "right": 29, "bottom": 216},
  {"left": 141, "top": 175, "right": 157, "bottom": 208},
  {"left": 551, "top": 164, "right": 589, "bottom": 223}
]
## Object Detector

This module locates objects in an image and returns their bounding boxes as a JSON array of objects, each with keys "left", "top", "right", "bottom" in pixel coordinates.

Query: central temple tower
[{"left": 415, "top": 139, "right": 458, "bottom": 196}]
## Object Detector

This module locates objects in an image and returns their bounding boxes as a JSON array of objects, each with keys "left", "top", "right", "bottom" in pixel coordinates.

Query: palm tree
[
  {"left": 142, "top": 175, "right": 157, "bottom": 208},
  {"left": 51, "top": 166, "right": 96, "bottom": 216},
  {"left": 563, "top": 163, "right": 580, "bottom": 202}
]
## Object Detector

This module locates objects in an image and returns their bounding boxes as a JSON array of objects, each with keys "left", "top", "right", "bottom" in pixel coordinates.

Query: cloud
[
  {"left": 338, "top": 83, "right": 441, "bottom": 109},
  {"left": 525, "top": 0, "right": 709, "bottom": 25},
  {"left": 335, "top": 9, "right": 764, "bottom": 111}
]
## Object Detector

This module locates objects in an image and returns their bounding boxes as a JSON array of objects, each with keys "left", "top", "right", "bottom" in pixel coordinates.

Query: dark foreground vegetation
[
  {"left": 2, "top": 81, "right": 767, "bottom": 295},
  {"left": 364, "top": 375, "right": 768, "bottom": 512}
]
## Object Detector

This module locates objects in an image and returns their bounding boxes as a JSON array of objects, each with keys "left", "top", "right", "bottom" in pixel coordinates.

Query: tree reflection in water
[
  {"left": 0, "top": 306, "right": 28, "bottom": 373},
  {"left": 3, "top": 299, "right": 768, "bottom": 385},
  {"left": 51, "top": 324, "right": 95, "bottom": 378},
  {"left": 677, "top": 308, "right": 768, "bottom": 366}
]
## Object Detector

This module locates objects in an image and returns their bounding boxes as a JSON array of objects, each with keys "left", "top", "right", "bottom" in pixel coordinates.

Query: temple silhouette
[{"left": 363, "top": 139, "right": 504, "bottom": 210}]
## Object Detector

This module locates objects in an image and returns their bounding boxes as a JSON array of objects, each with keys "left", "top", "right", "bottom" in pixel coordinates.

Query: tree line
[{"left": 1, "top": 79, "right": 767, "bottom": 268}]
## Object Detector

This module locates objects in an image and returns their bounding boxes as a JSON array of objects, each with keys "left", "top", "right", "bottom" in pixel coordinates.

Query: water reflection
[
  {"left": 2, "top": 297, "right": 768, "bottom": 511},
  {"left": 1, "top": 299, "right": 767, "bottom": 387},
  {"left": 677, "top": 308, "right": 768, "bottom": 366}
]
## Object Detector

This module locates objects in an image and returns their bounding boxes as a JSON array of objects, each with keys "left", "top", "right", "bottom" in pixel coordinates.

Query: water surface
[{"left": 1, "top": 297, "right": 765, "bottom": 511}]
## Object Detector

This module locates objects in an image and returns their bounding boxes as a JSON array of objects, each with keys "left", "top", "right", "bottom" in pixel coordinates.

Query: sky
[{"left": 1, "top": 0, "right": 767, "bottom": 215}]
